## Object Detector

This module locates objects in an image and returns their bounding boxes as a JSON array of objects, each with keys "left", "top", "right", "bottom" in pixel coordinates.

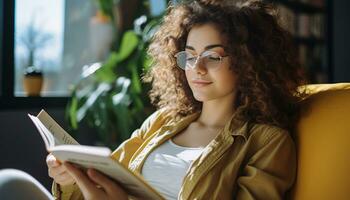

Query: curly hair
[{"left": 143, "top": 0, "right": 308, "bottom": 131}]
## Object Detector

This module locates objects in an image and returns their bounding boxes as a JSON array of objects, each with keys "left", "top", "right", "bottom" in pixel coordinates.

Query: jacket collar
[
  {"left": 224, "top": 112, "right": 250, "bottom": 141},
  {"left": 165, "top": 111, "right": 250, "bottom": 141}
]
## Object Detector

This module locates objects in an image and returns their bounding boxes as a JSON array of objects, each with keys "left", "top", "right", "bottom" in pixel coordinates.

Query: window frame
[
  {"left": 0, "top": 0, "right": 3, "bottom": 97},
  {"left": 0, "top": 0, "right": 68, "bottom": 110}
]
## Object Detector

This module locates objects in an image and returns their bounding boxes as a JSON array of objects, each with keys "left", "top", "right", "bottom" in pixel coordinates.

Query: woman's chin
[{"left": 193, "top": 95, "right": 213, "bottom": 102}]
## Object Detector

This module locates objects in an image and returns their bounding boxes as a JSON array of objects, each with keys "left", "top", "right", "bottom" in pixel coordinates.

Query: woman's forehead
[{"left": 186, "top": 23, "right": 227, "bottom": 49}]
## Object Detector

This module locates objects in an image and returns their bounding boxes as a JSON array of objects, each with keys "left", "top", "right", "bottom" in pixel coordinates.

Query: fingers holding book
[
  {"left": 64, "top": 162, "right": 129, "bottom": 200},
  {"left": 32, "top": 110, "right": 163, "bottom": 199},
  {"left": 46, "top": 154, "right": 61, "bottom": 167},
  {"left": 46, "top": 154, "right": 75, "bottom": 186}
]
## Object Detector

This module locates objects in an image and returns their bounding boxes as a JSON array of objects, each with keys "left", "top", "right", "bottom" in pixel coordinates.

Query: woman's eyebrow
[{"left": 185, "top": 44, "right": 225, "bottom": 51}]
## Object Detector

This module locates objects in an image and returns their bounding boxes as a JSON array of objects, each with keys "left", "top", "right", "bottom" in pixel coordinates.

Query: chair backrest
[{"left": 288, "top": 83, "right": 350, "bottom": 200}]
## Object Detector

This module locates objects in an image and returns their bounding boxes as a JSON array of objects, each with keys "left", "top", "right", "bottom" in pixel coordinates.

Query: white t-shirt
[{"left": 141, "top": 139, "right": 204, "bottom": 200}]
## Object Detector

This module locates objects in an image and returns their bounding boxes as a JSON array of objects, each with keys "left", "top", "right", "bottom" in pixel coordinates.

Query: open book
[{"left": 28, "top": 109, "right": 165, "bottom": 200}]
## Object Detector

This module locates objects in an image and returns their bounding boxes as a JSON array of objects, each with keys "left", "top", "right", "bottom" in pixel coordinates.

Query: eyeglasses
[{"left": 175, "top": 50, "right": 228, "bottom": 71}]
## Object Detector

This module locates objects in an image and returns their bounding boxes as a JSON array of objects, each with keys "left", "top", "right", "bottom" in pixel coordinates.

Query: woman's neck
[{"left": 196, "top": 94, "right": 236, "bottom": 128}]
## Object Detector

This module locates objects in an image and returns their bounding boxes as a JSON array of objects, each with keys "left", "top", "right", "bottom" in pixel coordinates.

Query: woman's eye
[
  {"left": 208, "top": 56, "right": 220, "bottom": 61},
  {"left": 186, "top": 57, "right": 196, "bottom": 62}
]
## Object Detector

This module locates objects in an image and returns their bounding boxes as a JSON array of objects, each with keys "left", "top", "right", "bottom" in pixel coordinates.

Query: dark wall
[
  {"left": 332, "top": 0, "right": 350, "bottom": 82},
  {"left": 0, "top": 108, "right": 97, "bottom": 190},
  {"left": 0, "top": 109, "right": 64, "bottom": 189}
]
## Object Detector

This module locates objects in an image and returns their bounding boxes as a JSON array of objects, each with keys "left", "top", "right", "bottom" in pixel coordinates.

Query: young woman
[{"left": 47, "top": 0, "right": 307, "bottom": 199}]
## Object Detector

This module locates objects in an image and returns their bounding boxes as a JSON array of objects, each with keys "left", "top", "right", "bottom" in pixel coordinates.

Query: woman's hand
[
  {"left": 64, "top": 162, "right": 128, "bottom": 200},
  {"left": 46, "top": 154, "right": 75, "bottom": 186}
]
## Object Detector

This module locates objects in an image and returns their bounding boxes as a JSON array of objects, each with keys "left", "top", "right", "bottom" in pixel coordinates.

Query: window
[
  {"left": 0, "top": 0, "right": 116, "bottom": 108},
  {"left": 15, "top": 0, "right": 109, "bottom": 97},
  {"left": 0, "top": 0, "right": 3, "bottom": 97}
]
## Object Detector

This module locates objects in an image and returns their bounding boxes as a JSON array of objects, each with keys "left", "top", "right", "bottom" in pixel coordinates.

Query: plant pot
[
  {"left": 23, "top": 66, "right": 44, "bottom": 96},
  {"left": 23, "top": 75, "right": 43, "bottom": 96},
  {"left": 93, "top": 10, "right": 111, "bottom": 23}
]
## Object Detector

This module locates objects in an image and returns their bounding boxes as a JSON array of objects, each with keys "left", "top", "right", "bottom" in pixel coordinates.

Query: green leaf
[
  {"left": 112, "top": 77, "right": 131, "bottom": 105},
  {"left": 94, "top": 53, "right": 119, "bottom": 82},
  {"left": 69, "top": 96, "right": 78, "bottom": 129},
  {"left": 77, "top": 83, "right": 111, "bottom": 122},
  {"left": 96, "top": 98, "right": 109, "bottom": 143},
  {"left": 142, "top": 19, "right": 160, "bottom": 42},
  {"left": 134, "top": 96, "right": 144, "bottom": 110},
  {"left": 142, "top": 53, "right": 153, "bottom": 72},
  {"left": 115, "top": 31, "right": 139, "bottom": 62},
  {"left": 75, "top": 84, "right": 95, "bottom": 99},
  {"left": 104, "top": 52, "right": 119, "bottom": 70},
  {"left": 131, "top": 66, "right": 141, "bottom": 93},
  {"left": 95, "top": 67, "right": 117, "bottom": 83},
  {"left": 113, "top": 104, "right": 131, "bottom": 142}
]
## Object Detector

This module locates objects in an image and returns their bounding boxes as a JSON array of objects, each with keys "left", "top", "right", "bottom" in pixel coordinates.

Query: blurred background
[{"left": 0, "top": 0, "right": 349, "bottom": 190}]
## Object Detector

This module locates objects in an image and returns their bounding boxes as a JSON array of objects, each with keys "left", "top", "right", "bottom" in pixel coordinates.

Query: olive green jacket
[{"left": 53, "top": 108, "right": 296, "bottom": 200}]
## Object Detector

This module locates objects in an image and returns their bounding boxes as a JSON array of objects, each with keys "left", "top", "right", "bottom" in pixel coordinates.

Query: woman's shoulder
[
  {"left": 247, "top": 123, "right": 292, "bottom": 145},
  {"left": 237, "top": 123, "right": 295, "bottom": 158},
  {"left": 135, "top": 107, "right": 174, "bottom": 139},
  {"left": 145, "top": 107, "right": 173, "bottom": 126}
]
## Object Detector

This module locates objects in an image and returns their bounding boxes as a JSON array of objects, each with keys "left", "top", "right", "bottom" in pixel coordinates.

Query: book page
[
  {"left": 51, "top": 145, "right": 165, "bottom": 200},
  {"left": 37, "top": 109, "right": 79, "bottom": 146},
  {"left": 28, "top": 114, "right": 55, "bottom": 149}
]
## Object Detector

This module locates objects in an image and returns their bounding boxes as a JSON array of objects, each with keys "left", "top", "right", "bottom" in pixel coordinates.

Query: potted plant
[
  {"left": 66, "top": 17, "right": 162, "bottom": 148},
  {"left": 66, "top": 0, "right": 168, "bottom": 148},
  {"left": 20, "top": 18, "right": 52, "bottom": 96}
]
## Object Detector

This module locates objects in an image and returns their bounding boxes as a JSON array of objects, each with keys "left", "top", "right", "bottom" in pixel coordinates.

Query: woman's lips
[{"left": 192, "top": 80, "right": 212, "bottom": 87}]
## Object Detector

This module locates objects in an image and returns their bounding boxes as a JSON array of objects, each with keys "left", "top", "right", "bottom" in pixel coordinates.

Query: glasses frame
[{"left": 175, "top": 50, "right": 229, "bottom": 71}]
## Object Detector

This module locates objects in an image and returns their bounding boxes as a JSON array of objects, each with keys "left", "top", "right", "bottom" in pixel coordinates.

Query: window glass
[{"left": 15, "top": 0, "right": 112, "bottom": 96}]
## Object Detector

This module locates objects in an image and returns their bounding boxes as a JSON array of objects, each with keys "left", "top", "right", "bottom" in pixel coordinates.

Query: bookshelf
[{"left": 266, "top": 0, "right": 330, "bottom": 83}]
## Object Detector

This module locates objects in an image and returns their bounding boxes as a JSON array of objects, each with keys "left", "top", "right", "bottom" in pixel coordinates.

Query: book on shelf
[{"left": 28, "top": 109, "right": 165, "bottom": 200}]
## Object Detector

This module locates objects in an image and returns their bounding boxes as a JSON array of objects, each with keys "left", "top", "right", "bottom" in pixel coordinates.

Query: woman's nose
[{"left": 192, "top": 58, "right": 207, "bottom": 74}]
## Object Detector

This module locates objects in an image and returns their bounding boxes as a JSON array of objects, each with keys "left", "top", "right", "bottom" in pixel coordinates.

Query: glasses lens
[
  {"left": 175, "top": 51, "right": 223, "bottom": 70},
  {"left": 202, "top": 51, "right": 221, "bottom": 70},
  {"left": 176, "top": 51, "right": 195, "bottom": 70}
]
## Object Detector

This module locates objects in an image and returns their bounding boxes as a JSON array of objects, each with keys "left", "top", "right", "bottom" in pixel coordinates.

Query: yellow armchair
[{"left": 289, "top": 83, "right": 350, "bottom": 200}]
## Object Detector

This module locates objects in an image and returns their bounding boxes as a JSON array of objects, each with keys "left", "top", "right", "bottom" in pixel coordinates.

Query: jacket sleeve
[
  {"left": 236, "top": 129, "right": 297, "bottom": 200},
  {"left": 51, "top": 108, "right": 170, "bottom": 200}
]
